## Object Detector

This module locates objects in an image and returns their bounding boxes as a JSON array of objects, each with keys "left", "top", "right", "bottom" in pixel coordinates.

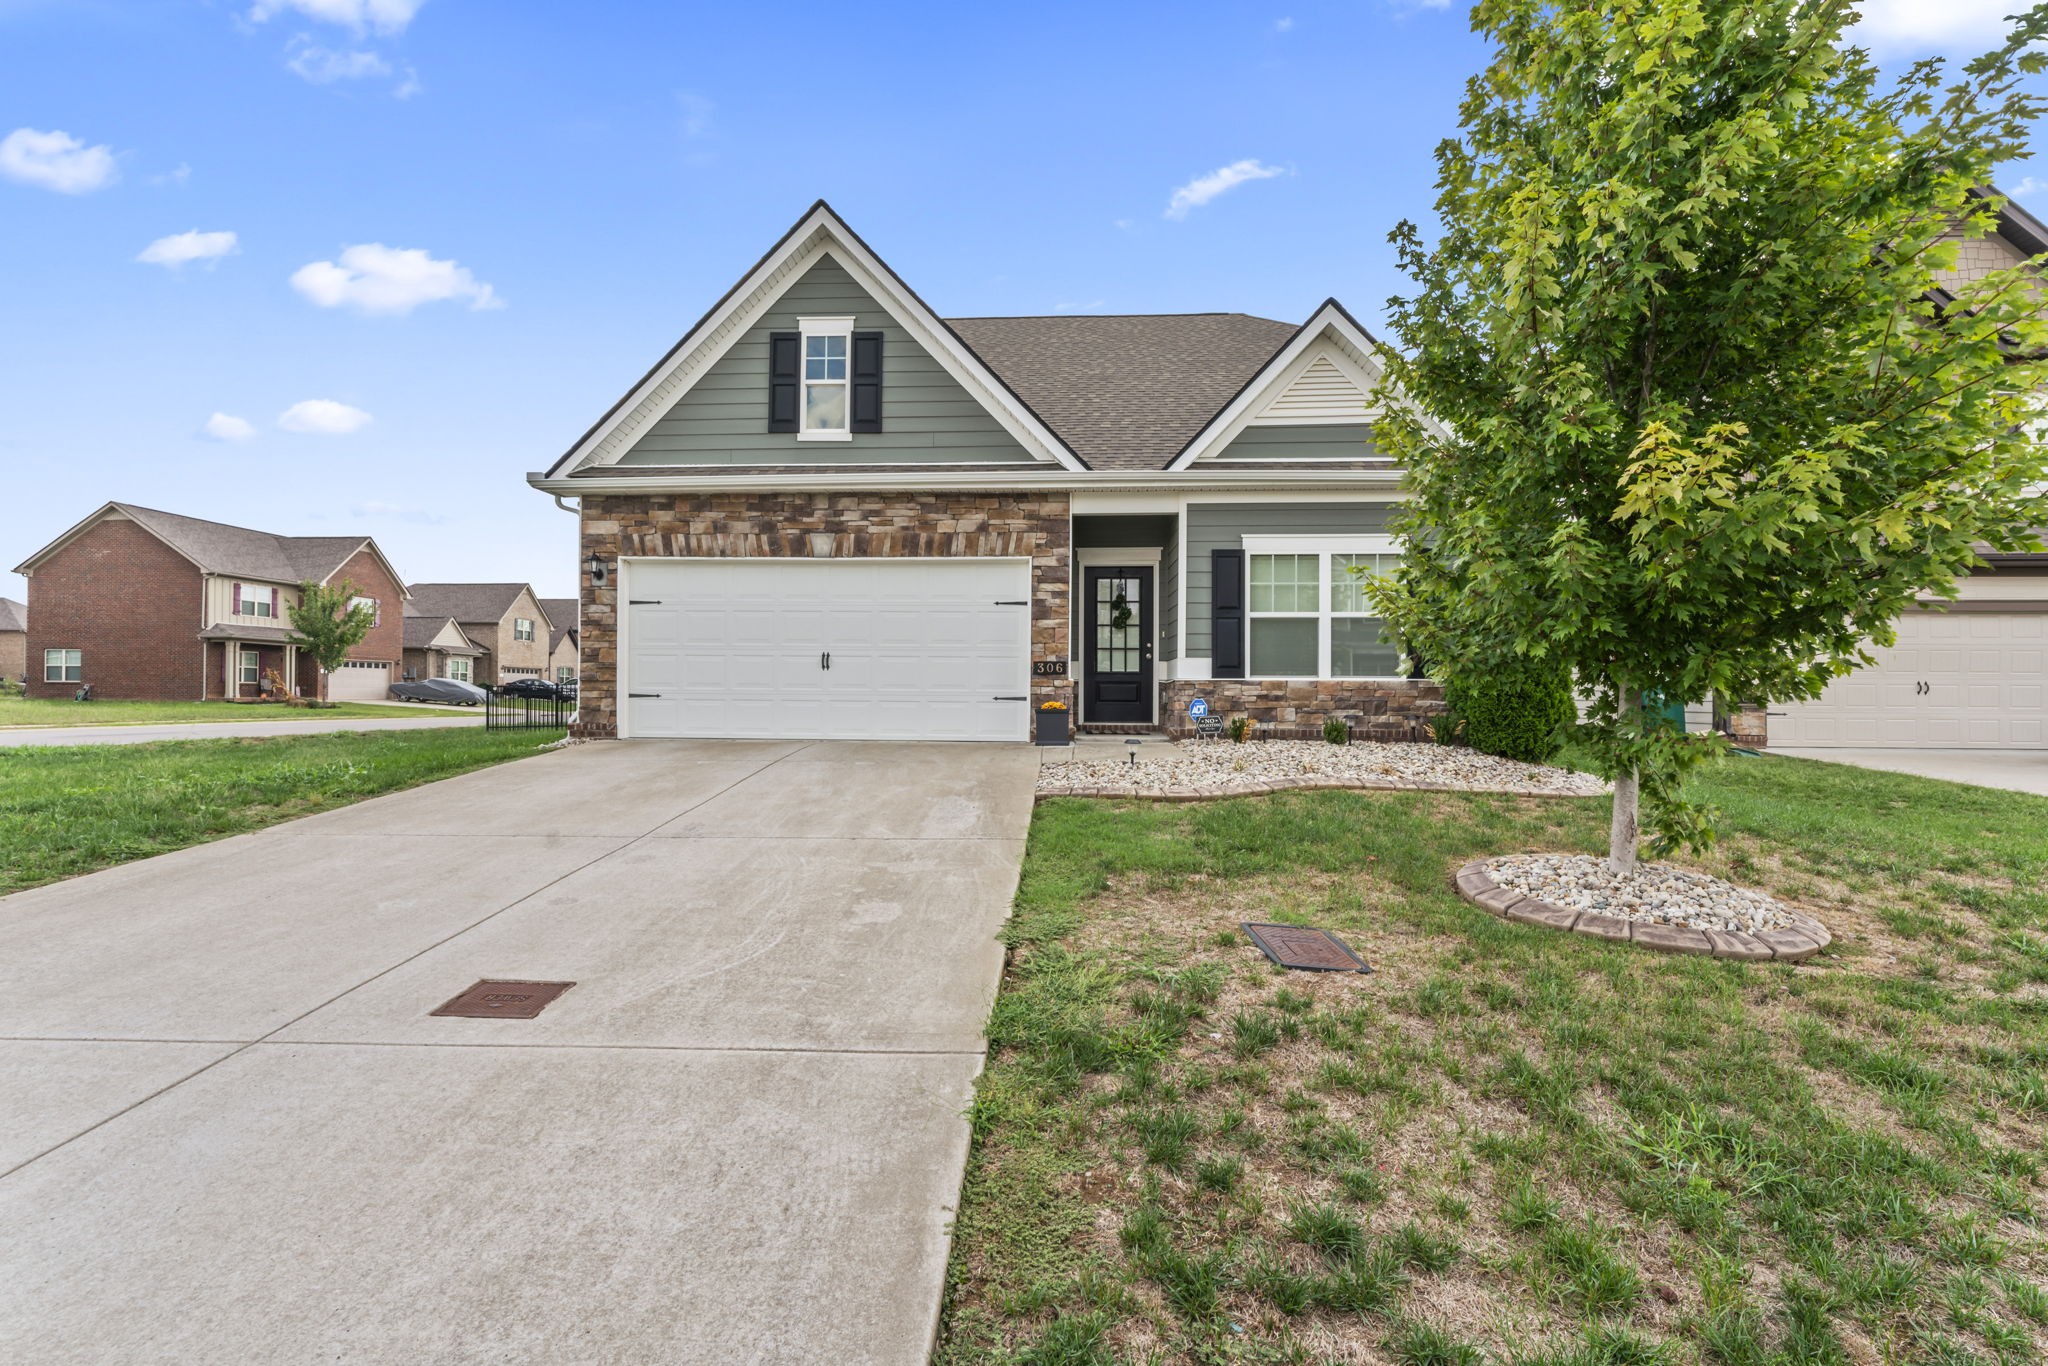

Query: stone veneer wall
[
  {"left": 575, "top": 491, "right": 1071, "bottom": 738},
  {"left": 1160, "top": 678, "right": 1447, "bottom": 742}
]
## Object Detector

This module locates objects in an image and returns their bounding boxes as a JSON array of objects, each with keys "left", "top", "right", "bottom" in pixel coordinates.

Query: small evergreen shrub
[
  {"left": 1322, "top": 716, "right": 1351, "bottom": 745},
  {"left": 1226, "top": 715, "right": 1253, "bottom": 743},
  {"left": 1440, "top": 662, "right": 1574, "bottom": 764}
]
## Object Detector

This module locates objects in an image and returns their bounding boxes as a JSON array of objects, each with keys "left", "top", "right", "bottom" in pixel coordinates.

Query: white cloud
[
  {"left": 1850, "top": 0, "right": 2016, "bottom": 51},
  {"left": 201, "top": 412, "right": 256, "bottom": 442},
  {"left": 1164, "top": 159, "right": 1287, "bottom": 220},
  {"left": 2007, "top": 176, "right": 2048, "bottom": 201},
  {"left": 248, "top": 0, "right": 424, "bottom": 35},
  {"left": 1275, "top": 16, "right": 1295, "bottom": 31},
  {"left": 278, "top": 399, "right": 373, "bottom": 434},
  {"left": 392, "top": 66, "right": 422, "bottom": 99},
  {"left": 137, "top": 229, "right": 239, "bottom": 269},
  {"left": 150, "top": 163, "right": 192, "bottom": 188},
  {"left": 286, "top": 43, "right": 390, "bottom": 83},
  {"left": 0, "top": 128, "right": 118, "bottom": 194},
  {"left": 290, "top": 243, "right": 503, "bottom": 315}
]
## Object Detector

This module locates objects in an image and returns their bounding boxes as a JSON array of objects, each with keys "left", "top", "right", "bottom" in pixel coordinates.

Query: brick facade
[
  {"left": 1160, "top": 678, "right": 1447, "bottom": 742},
  {"left": 26, "top": 518, "right": 205, "bottom": 699},
  {"left": 575, "top": 491, "right": 1072, "bottom": 738},
  {"left": 0, "top": 630, "right": 24, "bottom": 686}
]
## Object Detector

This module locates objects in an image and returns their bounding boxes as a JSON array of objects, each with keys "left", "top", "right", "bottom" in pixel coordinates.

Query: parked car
[
  {"left": 389, "top": 677, "right": 488, "bottom": 706},
  {"left": 499, "top": 677, "right": 567, "bottom": 700}
]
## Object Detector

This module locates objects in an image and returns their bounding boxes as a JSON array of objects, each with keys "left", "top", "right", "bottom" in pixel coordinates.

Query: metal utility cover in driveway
[
  {"left": 430, "top": 980, "right": 576, "bottom": 1019},
  {"left": 1242, "top": 923, "right": 1372, "bottom": 973}
]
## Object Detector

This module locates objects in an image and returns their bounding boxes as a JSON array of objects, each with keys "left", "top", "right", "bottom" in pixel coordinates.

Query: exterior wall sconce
[{"left": 585, "top": 551, "right": 608, "bottom": 587}]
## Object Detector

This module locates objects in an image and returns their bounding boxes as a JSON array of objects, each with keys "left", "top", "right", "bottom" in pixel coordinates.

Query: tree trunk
[{"left": 1608, "top": 685, "right": 1640, "bottom": 876}]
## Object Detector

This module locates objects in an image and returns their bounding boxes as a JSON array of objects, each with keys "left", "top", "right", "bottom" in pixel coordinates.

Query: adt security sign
[{"left": 1188, "top": 697, "right": 1209, "bottom": 720}]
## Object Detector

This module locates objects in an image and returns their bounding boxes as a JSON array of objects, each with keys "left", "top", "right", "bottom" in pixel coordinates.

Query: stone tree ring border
[{"left": 1452, "top": 859, "right": 1831, "bottom": 962}]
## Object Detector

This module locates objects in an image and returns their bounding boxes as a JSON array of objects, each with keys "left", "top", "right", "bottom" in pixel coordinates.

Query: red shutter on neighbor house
[
  {"left": 270, "top": 588, "right": 280, "bottom": 617},
  {"left": 232, "top": 583, "right": 242, "bottom": 614}
]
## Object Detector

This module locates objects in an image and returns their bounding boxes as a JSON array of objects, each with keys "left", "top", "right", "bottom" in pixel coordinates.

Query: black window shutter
[
  {"left": 768, "top": 331, "right": 800, "bottom": 433},
  {"left": 851, "top": 330, "right": 883, "bottom": 433},
  {"left": 1212, "top": 548, "right": 1245, "bottom": 678}
]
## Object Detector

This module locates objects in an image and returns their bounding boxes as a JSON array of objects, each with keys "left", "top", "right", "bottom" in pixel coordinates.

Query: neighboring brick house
[
  {"left": 540, "top": 597, "right": 578, "bottom": 683},
  {"left": 401, "top": 607, "right": 485, "bottom": 685},
  {"left": 403, "top": 584, "right": 555, "bottom": 687},
  {"left": 530, "top": 201, "right": 1441, "bottom": 743},
  {"left": 12, "top": 503, "right": 409, "bottom": 702},
  {"left": 0, "top": 597, "right": 26, "bottom": 686}
]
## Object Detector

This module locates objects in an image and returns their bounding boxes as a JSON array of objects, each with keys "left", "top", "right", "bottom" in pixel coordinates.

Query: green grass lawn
[
  {"left": 0, "top": 698, "right": 467, "bottom": 728},
  {"left": 939, "top": 754, "right": 2048, "bottom": 1365},
  {"left": 0, "top": 727, "right": 563, "bottom": 895}
]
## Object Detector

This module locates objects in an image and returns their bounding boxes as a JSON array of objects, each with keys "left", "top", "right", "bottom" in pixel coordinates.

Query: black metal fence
[{"left": 484, "top": 691, "right": 575, "bottom": 731}]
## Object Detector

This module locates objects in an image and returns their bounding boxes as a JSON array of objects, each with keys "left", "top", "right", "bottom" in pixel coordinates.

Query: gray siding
[
  {"left": 1069, "top": 515, "right": 1178, "bottom": 669},
  {"left": 1209, "top": 423, "right": 1378, "bottom": 461},
  {"left": 1184, "top": 502, "right": 1396, "bottom": 657},
  {"left": 619, "top": 256, "right": 1036, "bottom": 466},
  {"left": 1160, "top": 532, "right": 1179, "bottom": 662}
]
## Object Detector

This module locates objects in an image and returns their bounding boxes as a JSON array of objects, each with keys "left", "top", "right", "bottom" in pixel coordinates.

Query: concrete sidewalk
[
  {"left": 0, "top": 738, "right": 1036, "bottom": 1364},
  {"left": 0, "top": 712, "right": 483, "bottom": 747}
]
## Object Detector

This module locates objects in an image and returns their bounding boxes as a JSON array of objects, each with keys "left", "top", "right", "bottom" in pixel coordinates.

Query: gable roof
[
  {"left": 0, "top": 597, "right": 24, "bottom": 633},
  {"left": 539, "top": 598, "right": 577, "bottom": 630},
  {"left": 945, "top": 314, "right": 1298, "bottom": 471},
  {"left": 407, "top": 582, "right": 550, "bottom": 629},
  {"left": 401, "top": 609, "right": 484, "bottom": 655},
  {"left": 11, "top": 502, "right": 407, "bottom": 590},
  {"left": 547, "top": 201, "right": 1086, "bottom": 476}
]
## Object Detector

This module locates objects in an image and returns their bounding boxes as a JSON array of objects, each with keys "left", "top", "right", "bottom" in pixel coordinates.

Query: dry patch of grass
[{"left": 938, "top": 768, "right": 2048, "bottom": 1366}]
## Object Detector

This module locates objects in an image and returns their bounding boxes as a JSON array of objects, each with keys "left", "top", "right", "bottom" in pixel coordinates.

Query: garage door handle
[
  {"left": 629, "top": 692, "right": 662, "bottom": 698},
  {"left": 629, "top": 599, "right": 662, "bottom": 605},
  {"left": 993, "top": 695, "right": 1028, "bottom": 701},
  {"left": 994, "top": 600, "right": 1029, "bottom": 605}
]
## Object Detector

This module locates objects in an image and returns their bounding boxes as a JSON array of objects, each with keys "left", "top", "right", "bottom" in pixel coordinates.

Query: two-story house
[
  {"left": 540, "top": 597, "right": 578, "bottom": 684},
  {"left": 400, "top": 606, "right": 486, "bottom": 685},
  {"left": 12, "top": 503, "right": 408, "bottom": 701},
  {"left": 0, "top": 597, "right": 26, "bottom": 685},
  {"left": 403, "top": 584, "right": 555, "bottom": 687}
]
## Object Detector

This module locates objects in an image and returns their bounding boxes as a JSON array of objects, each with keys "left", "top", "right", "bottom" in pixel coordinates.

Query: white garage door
[
  {"left": 622, "top": 558, "right": 1031, "bottom": 742},
  {"left": 329, "top": 660, "right": 392, "bottom": 703},
  {"left": 1773, "top": 610, "right": 2048, "bottom": 748}
]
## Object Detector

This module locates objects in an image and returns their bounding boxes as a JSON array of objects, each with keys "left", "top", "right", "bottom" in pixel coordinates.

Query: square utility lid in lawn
[
  {"left": 429, "top": 980, "right": 576, "bottom": 1019},
  {"left": 1241, "top": 923, "right": 1371, "bottom": 973}
]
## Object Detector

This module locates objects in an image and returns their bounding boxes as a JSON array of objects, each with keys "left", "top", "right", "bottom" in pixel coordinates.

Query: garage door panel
[
  {"left": 1775, "top": 610, "right": 2048, "bottom": 749},
  {"left": 623, "top": 559, "right": 1029, "bottom": 741}
]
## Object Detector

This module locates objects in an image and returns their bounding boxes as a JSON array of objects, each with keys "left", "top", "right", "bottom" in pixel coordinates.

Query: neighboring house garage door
[
  {"left": 329, "top": 660, "right": 393, "bottom": 703},
  {"left": 623, "top": 558, "right": 1031, "bottom": 742},
  {"left": 1772, "top": 610, "right": 2048, "bottom": 748}
]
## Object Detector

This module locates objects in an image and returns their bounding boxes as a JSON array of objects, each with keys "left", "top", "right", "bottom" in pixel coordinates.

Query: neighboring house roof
[
  {"left": 946, "top": 314, "right": 1299, "bottom": 472},
  {"left": 0, "top": 597, "right": 24, "bottom": 633},
  {"left": 406, "top": 583, "right": 551, "bottom": 630},
  {"left": 12, "top": 502, "right": 410, "bottom": 593},
  {"left": 401, "top": 610, "right": 485, "bottom": 656},
  {"left": 539, "top": 598, "right": 577, "bottom": 630}
]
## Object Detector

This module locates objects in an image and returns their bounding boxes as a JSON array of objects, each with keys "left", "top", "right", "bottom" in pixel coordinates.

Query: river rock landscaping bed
[
  {"left": 1455, "top": 854, "right": 1831, "bottom": 960},
  {"left": 1035, "top": 738, "right": 1609, "bottom": 800}
]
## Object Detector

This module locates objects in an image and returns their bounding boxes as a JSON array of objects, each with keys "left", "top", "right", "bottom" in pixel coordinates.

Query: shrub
[
  {"left": 1322, "top": 716, "right": 1351, "bottom": 745},
  {"left": 1226, "top": 715, "right": 1254, "bottom": 743},
  {"left": 1440, "top": 660, "right": 1575, "bottom": 763}
]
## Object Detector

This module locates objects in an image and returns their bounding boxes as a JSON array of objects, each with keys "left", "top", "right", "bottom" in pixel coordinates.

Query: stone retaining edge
[
  {"left": 1033, "top": 777, "right": 1606, "bottom": 804},
  {"left": 1450, "top": 859, "right": 1830, "bottom": 962}
]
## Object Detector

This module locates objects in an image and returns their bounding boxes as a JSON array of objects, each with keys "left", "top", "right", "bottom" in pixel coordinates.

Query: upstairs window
[
  {"left": 234, "top": 583, "right": 277, "bottom": 619},
  {"left": 348, "top": 596, "right": 380, "bottom": 626},
  {"left": 800, "top": 318, "right": 852, "bottom": 439},
  {"left": 513, "top": 617, "right": 535, "bottom": 641},
  {"left": 769, "top": 320, "right": 881, "bottom": 437}
]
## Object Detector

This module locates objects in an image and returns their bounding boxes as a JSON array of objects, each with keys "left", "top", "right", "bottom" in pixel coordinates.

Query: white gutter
[{"left": 526, "top": 468, "right": 1406, "bottom": 496}]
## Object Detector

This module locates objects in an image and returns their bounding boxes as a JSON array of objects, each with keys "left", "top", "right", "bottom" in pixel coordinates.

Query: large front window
[
  {"left": 447, "top": 657, "right": 471, "bottom": 683},
  {"left": 1246, "top": 539, "right": 1404, "bottom": 678},
  {"left": 798, "top": 317, "right": 852, "bottom": 438},
  {"left": 239, "top": 650, "right": 261, "bottom": 686}
]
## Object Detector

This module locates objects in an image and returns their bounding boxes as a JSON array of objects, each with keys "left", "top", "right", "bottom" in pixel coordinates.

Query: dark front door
[{"left": 1084, "top": 566, "right": 1153, "bottom": 724}]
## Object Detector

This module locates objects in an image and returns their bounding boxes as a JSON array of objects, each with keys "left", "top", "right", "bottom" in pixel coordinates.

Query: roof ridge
[
  {"left": 115, "top": 501, "right": 290, "bottom": 543},
  {"left": 945, "top": 311, "right": 1291, "bottom": 322}
]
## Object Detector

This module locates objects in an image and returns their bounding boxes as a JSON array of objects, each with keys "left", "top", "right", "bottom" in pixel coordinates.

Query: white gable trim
[
  {"left": 551, "top": 204, "right": 1084, "bottom": 474},
  {"left": 1168, "top": 302, "right": 1443, "bottom": 471},
  {"left": 1250, "top": 347, "right": 1378, "bottom": 426}
]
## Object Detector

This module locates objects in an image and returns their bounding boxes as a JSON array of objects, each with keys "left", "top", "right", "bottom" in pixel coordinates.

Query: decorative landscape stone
[
  {"left": 1452, "top": 857, "right": 1830, "bottom": 962},
  {"left": 1035, "top": 739, "right": 1610, "bottom": 802}
]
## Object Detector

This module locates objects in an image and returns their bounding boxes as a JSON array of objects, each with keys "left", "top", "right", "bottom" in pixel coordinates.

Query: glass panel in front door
[{"left": 1095, "top": 574, "right": 1143, "bottom": 673}]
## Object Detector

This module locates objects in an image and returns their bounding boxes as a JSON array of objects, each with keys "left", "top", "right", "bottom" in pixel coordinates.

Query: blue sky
[{"left": 2, "top": 0, "right": 2039, "bottom": 602}]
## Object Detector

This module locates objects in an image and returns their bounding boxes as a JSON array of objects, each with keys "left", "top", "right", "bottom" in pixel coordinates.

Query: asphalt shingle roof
[
  {"left": 0, "top": 597, "right": 24, "bottom": 634},
  {"left": 407, "top": 583, "right": 540, "bottom": 627},
  {"left": 111, "top": 505, "right": 373, "bottom": 584},
  {"left": 945, "top": 313, "right": 1300, "bottom": 470}
]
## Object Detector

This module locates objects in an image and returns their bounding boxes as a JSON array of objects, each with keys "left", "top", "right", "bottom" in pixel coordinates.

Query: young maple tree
[
  {"left": 287, "top": 580, "right": 377, "bottom": 705},
  {"left": 1372, "top": 0, "right": 2048, "bottom": 872}
]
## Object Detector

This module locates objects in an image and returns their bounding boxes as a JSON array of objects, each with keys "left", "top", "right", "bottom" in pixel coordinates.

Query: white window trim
[
  {"left": 349, "top": 596, "right": 380, "bottom": 627},
  {"left": 43, "top": 648, "right": 82, "bottom": 683},
  {"left": 234, "top": 582, "right": 277, "bottom": 620},
  {"left": 796, "top": 315, "right": 855, "bottom": 442},
  {"left": 513, "top": 617, "right": 535, "bottom": 641},
  {"left": 1244, "top": 535, "right": 1405, "bottom": 681},
  {"left": 238, "top": 649, "right": 261, "bottom": 686}
]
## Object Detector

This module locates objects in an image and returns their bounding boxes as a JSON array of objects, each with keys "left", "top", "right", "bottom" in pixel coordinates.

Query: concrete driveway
[
  {"left": 0, "top": 739, "right": 1035, "bottom": 1365},
  {"left": 1771, "top": 746, "right": 2048, "bottom": 797}
]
